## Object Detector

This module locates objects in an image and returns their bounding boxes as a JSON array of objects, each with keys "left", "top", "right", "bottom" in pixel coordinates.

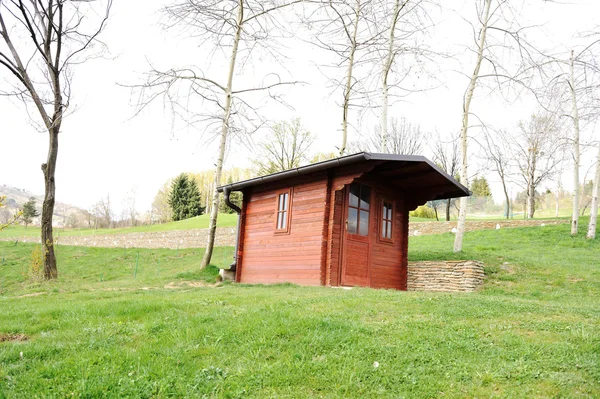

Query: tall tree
[
  {"left": 308, "top": 0, "right": 380, "bottom": 155},
  {"left": 587, "top": 144, "right": 600, "bottom": 239},
  {"left": 134, "top": 0, "right": 302, "bottom": 269},
  {"left": 513, "top": 113, "right": 563, "bottom": 219},
  {"left": 540, "top": 41, "right": 600, "bottom": 235},
  {"left": 378, "top": 0, "right": 439, "bottom": 152},
  {"left": 252, "top": 119, "right": 314, "bottom": 175},
  {"left": 480, "top": 129, "right": 513, "bottom": 219},
  {"left": 453, "top": 0, "right": 539, "bottom": 251},
  {"left": 170, "top": 174, "right": 191, "bottom": 222},
  {"left": 432, "top": 135, "right": 460, "bottom": 221},
  {"left": 0, "top": 0, "right": 111, "bottom": 279}
]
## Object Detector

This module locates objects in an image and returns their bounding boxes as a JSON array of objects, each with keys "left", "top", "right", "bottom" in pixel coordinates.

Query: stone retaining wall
[
  {"left": 0, "top": 219, "right": 567, "bottom": 249},
  {"left": 407, "top": 260, "right": 484, "bottom": 292},
  {"left": 1, "top": 227, "right": 238, "bottom": 249},
  {"left": 409, "top": 219, "right": 567, "bottom": 236}
]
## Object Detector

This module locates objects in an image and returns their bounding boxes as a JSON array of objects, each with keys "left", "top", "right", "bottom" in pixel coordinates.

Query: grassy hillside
[
  {"left": 0, "top": 223, "right": 599, "bottom": 397},
  {"left": 0, "top": 213, "right": 239, "bottom": 238}
]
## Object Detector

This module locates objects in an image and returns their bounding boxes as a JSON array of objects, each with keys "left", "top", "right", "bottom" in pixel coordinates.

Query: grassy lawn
[
  {"left": 0, "top": 213, "right": 239, "bottom": 238},
  {"left": 0, "top": 223, "right": 599, "bottom": 397}
]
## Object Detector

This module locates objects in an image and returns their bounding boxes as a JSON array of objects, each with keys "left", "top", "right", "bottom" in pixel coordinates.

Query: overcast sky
[{"left": 1, "top": 0, "right": 599, "bottom": 215}]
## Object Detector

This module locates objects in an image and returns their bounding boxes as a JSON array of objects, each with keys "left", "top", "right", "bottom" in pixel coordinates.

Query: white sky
[{"left": 1, "top": 0, "right": 599, "bottom": 215}]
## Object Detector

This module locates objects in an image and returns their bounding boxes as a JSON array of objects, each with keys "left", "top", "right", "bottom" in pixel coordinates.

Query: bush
[
  {"left": 410, "top": 205, "right": 437, "bottom": 219},
  {"left": 28, "top": 246, "right": 44, "bottom": 282}
]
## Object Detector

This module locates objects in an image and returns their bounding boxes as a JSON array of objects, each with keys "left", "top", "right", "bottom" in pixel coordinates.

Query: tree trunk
[
  {"left": 340, "top": 0, "right": 361, "bottom": 156},
  {"left": 527, "top": 179, "right": 535, "bottom": 219},
  {"left": 41, "top": 127, "right": 59, "bottom": 279},
  {"left": 586, "top": 143, "right": 600, "bottom": 239},
  {"left": 445, "top": 198, "right": 451, "bottom": 221},
  {"left": 381, "top": 0, "right": 404, "bottom": 153},
  {"left": 200, "top": 2, "right": 243, "bottom": 269},
  {"left": 570, "top": 50, "right": 581, "bottom": 236},
  {"left": 501, "top": 175, "right": 510, "bottom": 219},
  {"left": 454, "top": 0, "right": 491, "bottom": 252}
]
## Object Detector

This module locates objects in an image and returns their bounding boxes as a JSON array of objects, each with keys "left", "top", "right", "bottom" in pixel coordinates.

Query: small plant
[
  {"left": 410, "top": 205, "right": 437, "bottom": 219},
  {"left": 28, "top": 246, "right": 44, "bottom": 282}
]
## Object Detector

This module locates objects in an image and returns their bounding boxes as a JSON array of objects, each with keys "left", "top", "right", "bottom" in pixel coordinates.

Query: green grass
[
  {"left": 0, "top": 223, "right": 599, "bottom": 397},
  {"left": 0, "top": 213, "right": 239, "bottom": 238}
]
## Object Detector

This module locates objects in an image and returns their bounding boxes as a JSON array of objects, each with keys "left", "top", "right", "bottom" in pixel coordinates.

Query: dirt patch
[
  {"left": 164, "top": 281, "right": 218, "bottom": 289},
  {"left": 16, "top": 292, "right": 47, "bottom": 298},
  {"left": 0, "top": 333, "right": 29, "bottom": 342}
]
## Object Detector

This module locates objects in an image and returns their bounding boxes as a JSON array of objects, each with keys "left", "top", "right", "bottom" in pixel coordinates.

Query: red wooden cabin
[{"left": 219, "top": 152, "right": 469, "bottom": 290}]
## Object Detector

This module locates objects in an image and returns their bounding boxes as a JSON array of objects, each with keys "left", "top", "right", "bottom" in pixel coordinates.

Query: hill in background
[{"left": 0, "top": 184, "right": 86, "bottom": 227}]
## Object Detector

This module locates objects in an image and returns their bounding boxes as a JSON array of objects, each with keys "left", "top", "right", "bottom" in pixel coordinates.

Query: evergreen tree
[
  {"left": 169, "top": 173, "right": 206, "bottom": 221},
  {"left": 186, "top": 179, "right": 205, "bottom": 218},
  {"left": 169, "top": 174, "right": 190, "bottom": 221},
  {"left": 471, "top": 176, "right": 492, "bottom": 197},
  {"left": 22, "top": 197, "right": 40, "bottom": 228}
]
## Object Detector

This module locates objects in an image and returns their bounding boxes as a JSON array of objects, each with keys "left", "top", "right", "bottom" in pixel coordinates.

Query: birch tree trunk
[
  {"left": 200, "top": 2, "right": 243, "bottom": 268},
  {"left": 501, "top": 176, "right": 510, "bottom": 219},
  {"left": 340, "top": 0, "right": 361, "bottom": 156},
  {"left": 454, "top": 0, "right": 492, "bottom": 253},
  {"left": 570, "top": 50, "right": 581, "bottom": 236},
  {"left": 380, "top": 0, "right": 405, "bottom": 153},
  {"left": 586, "top": 143, "right": 600, "bottom": 239}
]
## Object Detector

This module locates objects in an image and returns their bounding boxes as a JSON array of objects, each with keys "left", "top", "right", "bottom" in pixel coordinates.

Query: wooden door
[{"left": 341, "top": 183, "right": 372, "bottom": 287}]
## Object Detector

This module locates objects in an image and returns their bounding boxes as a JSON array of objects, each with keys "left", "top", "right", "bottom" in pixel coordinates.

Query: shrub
[
  {"left": 410, "top": 205, "right": 437, "bottom": 219},
  {"left": 28, "top": 246, "right": 44, "bottom": 281}
]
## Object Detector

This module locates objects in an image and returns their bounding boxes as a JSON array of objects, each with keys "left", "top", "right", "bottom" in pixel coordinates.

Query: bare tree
[
  {"left": 512, "top": 113, "right": 563, "bottom": 219},
  {"left": 0, "top": 0, "right": 111, "bottom": 279},
  {"left": 479, "top": 129, "right": 513, "bottom": 219},
  {"left": 369, "top": 117, "right": 425, "bottom": 154},
  {"left": 378, "top": 0, "right": 440, "bottom": 152},
  {"left": 540, "top": 40, "right": 600, "bottom": 235},
  {"left": 252, "top": 118, "right": 314, "bottom": 175},
  {"left": 307, "top": 0, "right": 381, "bottom": 155},
  {"left": 453, "top": 0, "right": 540, "bottom": 252},
  {"left": 121, "top": 188, "right": 137, "bottom": 227},
  {"left": 92, "top": 195, "right": 113, "bottom": 229},
  {"left": 432, "top": 135, "right": 460, "bottom": 221},
  {"left": 587, "top": 143, "right": 600, "bottom": 239},
  {"left": 132, "top": 0, "right": 303, "bottom": 269}
]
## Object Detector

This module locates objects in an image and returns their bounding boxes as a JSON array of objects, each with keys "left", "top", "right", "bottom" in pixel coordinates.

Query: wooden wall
[
  {"left": 237, "top": 173, "right": 329, "bottom": 285},
  {"left": 237, "top": 163, "right": 408, "bottom": 290}
]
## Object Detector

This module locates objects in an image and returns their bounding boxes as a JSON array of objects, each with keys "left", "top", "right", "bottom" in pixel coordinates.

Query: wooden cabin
[{"left": 219, "top": 152, "right": 469, "bottom": 290}]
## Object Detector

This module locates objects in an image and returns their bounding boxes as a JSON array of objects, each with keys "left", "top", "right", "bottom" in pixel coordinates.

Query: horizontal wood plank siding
[
  {"left": 369, "top": 184, "right": 407, "bottom": 290},
  {"left": 239, "top": 174, "right": 329, "bottom": 285}
]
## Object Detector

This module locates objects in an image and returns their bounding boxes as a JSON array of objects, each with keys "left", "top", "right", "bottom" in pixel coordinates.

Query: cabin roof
[{"left": 218, "top": 152, "right": 471, "bottom": 201}]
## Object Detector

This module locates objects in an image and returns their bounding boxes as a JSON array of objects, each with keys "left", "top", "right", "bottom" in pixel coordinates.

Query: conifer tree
[{"left": 22, "top": 197, "right": 39, "bottom": 228}]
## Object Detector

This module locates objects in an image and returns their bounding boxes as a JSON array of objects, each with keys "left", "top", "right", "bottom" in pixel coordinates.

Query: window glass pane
[
  {"left": 387, "top": 205, "right": 393, "bottom": 220},
  {"left": 381, "top": 218, "right": 387, "bottom": 237},
  {"left": 382, "top": 203, "right": 387, "bottom": 221},
  {"left": 387, "top": 221, "right": 392, "bottom": 238},
  {"left": 349, "top": 183, "right": 360, "bottom": 207},
  {"left": 278, "top": 194, "right": 284, "bottom": 211},
  {"left": 359, "top": 210, "right": 369, "bottom": 236},
  {"left": 283, "top": 193, "right": 289, "bottom": 211},
  {"left": 277, "top": 212, "right": 283, "bottom": 229},
  {"left": 281, "top": 211, "right": 287, "bottom": 229},
  {"left": 348, "top": 207, "right": 358, "bottom": 234},
  {"left": 360, "top": 186, "right": 371, "bottom": 210}
]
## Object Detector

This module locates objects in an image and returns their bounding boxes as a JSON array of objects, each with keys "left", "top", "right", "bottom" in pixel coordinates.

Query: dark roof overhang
[{"left": 217, "top": 152, "right": 471, "bottom": 201}]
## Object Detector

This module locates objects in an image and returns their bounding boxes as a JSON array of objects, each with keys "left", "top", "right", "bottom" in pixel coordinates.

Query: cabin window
[
  {"left": 275, "top": 189, "right": 291, "bottom": 233},
  {"left": 347, "top": 183, "right": 370, "bottom": 236},
  {"left": 380, "top": 199, "right": 394, "bottom": 242}
]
